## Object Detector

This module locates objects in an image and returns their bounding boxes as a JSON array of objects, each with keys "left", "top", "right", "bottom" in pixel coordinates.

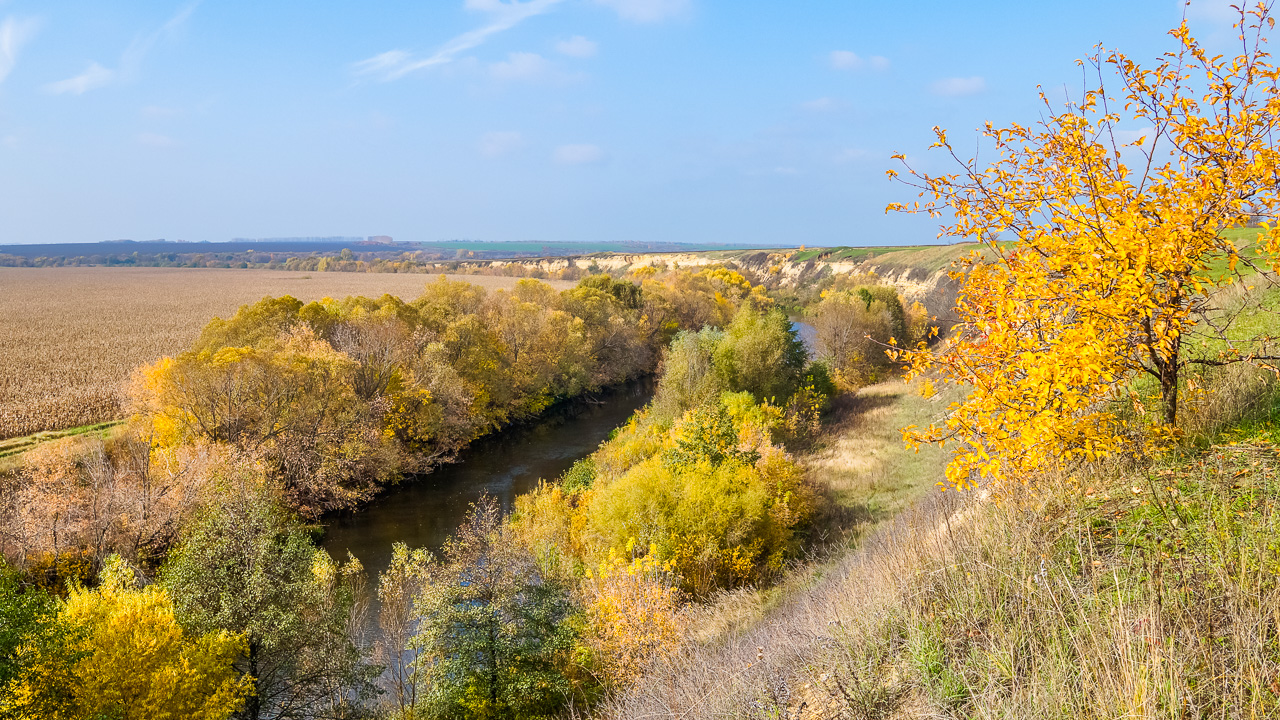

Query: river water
[
  {"left": 321, "top": 380, "right": 653, "bottom": 583},
  {"left": 322, "top": 323, "right": 815, "bottom": 621}
]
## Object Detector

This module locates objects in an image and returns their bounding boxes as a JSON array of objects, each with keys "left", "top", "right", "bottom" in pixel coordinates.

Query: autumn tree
[
  {"left": 330, "top": 315, "right": 420, "bottom": 401},
  {"left": 581, "top": 547, "right": 684, "bottom": 690},
  {"left": 0, "top": 561, "right": 80, "bottom": 720},
  {"left": 0, "top": 435, "right": 215, "bottom": 582},
  {"left": 583, "top": 393, "right": 811, "bottom": 596},
  {"left": 4, "top": 555, "right": 251, "bottom": 720},
  {"left": 373, "top": 542, "right": 434, "bottom": 716},
  {"left": 134, "top": 328, "right": 393, "bottom": 515},
  {"left": 809, "top": 284, "right": 923, "bottom": 387},
  {"left": 713, "top": 306, "right": 809, "bottom": 404},
  {"left": 890, "top": 5, "right": 1280, "bottom": 486},
  {"left": 162, "top": 483, "right": 375, "bottom": 720},
  {"left": 412, "top": 496, "right": 577, "bottom": 720}
]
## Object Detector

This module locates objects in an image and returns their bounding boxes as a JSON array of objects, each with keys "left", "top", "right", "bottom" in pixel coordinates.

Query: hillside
[{"left": 599, "top": 369, "right": 1280, "bottom": 719}]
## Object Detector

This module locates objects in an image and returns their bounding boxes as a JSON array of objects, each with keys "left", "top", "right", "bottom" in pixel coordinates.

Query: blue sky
[{"left": 0, "top": 0, "right": 1249, "bottom": 247}]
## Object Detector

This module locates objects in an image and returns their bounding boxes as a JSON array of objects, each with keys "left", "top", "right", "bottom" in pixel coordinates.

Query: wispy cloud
[
  {"left": 352, "top": 51, "right": 411, "bottom": 77},
  {"left": 46, "top": 2, "right": 199, "bottom": 95},
  {"left": 829, "top": 50, "right": 888, "bottom": 71},
  {"left": 480, "top": 130, "right": 524, "bottom": 157},
  {"left": 594, "top": 0, "right": 690, "bottom": 23},
  {"left": 553, "top": 143, "right": 605, "bottom": 164},
  {"left": 46, "top": 62, "right": 114, "bottom": 95},
  {"left": 120, "top": 1, "right": 199, "bottom": 78},
  {"left": 490, "top": 51, "right": 553, "bottom": 81},
  {"left": 556, "top": 35, "right": 597, "bottom": 58},
  {"left": 0, "top": 16, "right": 39, "bottom": 84},
  {"left": 353, "top": 0, "right": 565, "bottom": 82},
  {"left": 931, "top": 76, "right": 986, "bottom": 97}
]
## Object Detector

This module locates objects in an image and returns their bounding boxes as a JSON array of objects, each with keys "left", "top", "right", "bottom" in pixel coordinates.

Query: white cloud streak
[
  {"left": 45, "top": 1, "right": 200, "bottom": 95},
  {"left": 829, "top": 50, "right": 889, "bottom": 71},
  {"left": 556, "top": 35, "right": 597, "bottom": 58},
  {"left": 0, "top": 17, "right": 39, "bottom": 84},
  {"left": 931, "top": 75, "right": 986, "bottom": 97},
  {"left": 45, "top": 62, "right": 114, "bottom": 95},
  {"left": 553, "top": 143, "right": 604, "bottom": 164},
  {"left": 353, "top": 0, "right": 565, "bottom": 82},
  {"left": 593, "top": 0, "right": 689, "bottom": 23}
]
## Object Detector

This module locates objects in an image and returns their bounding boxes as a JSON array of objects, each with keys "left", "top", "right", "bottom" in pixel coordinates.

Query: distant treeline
[
  {"left": 0, "top": 249, "right": 641, "bottom": 282},
  {"left": 0, "top": 239, "right": 730, "bottom": 270}
]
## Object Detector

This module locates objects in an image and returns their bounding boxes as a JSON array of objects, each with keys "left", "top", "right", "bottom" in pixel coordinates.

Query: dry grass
[
  {"left": 605, "top": 379, "right": 951, "bottom": 689},
  {"left": 804, "top": 381, "right": 950, "bottom": 523},
  {"left": 598, "top": 383, "right": 1280, "bottom": 719},
  {"left": 0, "top": 267, "right": 571, "bottom": 440}
]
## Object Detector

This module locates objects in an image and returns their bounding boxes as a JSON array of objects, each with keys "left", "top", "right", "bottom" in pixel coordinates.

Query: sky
[{"left": 0, "top": 0, "right": 1254, "bottom": 247}]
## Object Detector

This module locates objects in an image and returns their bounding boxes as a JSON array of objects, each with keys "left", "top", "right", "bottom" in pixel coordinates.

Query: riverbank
[
  {"left": 320, "top": 379, "right": 654, "bottom": 596},
  {"left": 598, "top": 383, "right": 1280, "bottom": 719},
  {"left": 628, "top": 378, "right": 947, "bottom": 655}
]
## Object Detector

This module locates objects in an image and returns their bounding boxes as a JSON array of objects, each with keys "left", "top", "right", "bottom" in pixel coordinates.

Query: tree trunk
[
  {"left": 1158, "top": 332, "right": 1181, "bottom": 427},
  {"left": 488, "top": 609, "right": 499, "bottom": 709},
  {"left": 245, "top": 642, "right": 261, "bottom": 720}
]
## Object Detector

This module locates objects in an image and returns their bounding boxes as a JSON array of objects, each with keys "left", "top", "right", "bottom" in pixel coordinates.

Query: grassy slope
[
  {"left": 597, "top": 377, "right": 954, "bottom": 716},
  {"left": 600, "top": 249, "right": 1280, "bottom": 718},
  {"left": 602, "top": 387, "right": 1280, "bottom": 719},
  {"left": 804, "top": 381, "right": 948, "bottom": 521},
  {"left": 0, "top": 421, "right": 122, "bottom": 463}
]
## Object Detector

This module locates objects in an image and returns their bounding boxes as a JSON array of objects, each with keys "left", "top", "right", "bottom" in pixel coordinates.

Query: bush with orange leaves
[
  {"left": 0, "top": 434, "right": 243, "bottom": 582},
  {"left": 582, "top": 543, "right": 684, "bottom": 689}
]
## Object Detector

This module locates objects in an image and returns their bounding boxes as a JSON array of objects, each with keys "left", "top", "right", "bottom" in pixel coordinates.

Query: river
[
  {"left": 321, "top": 380, "right": 653, "bottom": 586},
  {"left": 321, "top": 322, "right": 815, "bottom": 622}
]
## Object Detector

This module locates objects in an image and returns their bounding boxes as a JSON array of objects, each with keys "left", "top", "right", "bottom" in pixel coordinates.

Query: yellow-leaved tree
[
  {"left": 6, "top": 555, "right": 252, "bottom": 720},
  {"left": 890, "top": 4, "right": 1280, "bottom": 487}
]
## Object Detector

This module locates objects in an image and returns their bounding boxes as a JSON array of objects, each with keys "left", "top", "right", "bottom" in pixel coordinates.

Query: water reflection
[{"left": 321, "top": 380, "right": 653, "bottom": 579}]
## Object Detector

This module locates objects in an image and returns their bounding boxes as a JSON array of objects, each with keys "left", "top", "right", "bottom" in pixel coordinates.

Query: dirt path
[{"left": 803, "top": 380, "right": 949, "bottom": 522}]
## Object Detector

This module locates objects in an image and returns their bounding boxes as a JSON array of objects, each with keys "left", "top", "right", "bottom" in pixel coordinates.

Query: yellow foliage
[
  {"left": 890, "top": 7, "right": 1280, "bottom": 488},
  {"left": 582, "top": 546, "right": 683, "bottom": 688},
  {"left": 508, "top": 481, "right": 578, "bottom": 566},
  {"left": 582, "top": 448, "right": 809, "bottom": 596},
  {"left": 6, "top": 556, "right": 251, "bottom": 720}
]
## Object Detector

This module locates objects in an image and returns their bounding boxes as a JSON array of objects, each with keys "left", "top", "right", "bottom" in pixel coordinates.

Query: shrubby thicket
[
  {"left": 0, "top": 266, "right": 923, "bottom": 719},
  {"left": 0, "top": 268, "right": 757, "bottom": 575},
  {"left": 132, "top": 270, "right": 749, "bottom": 517},
  {"left": 806, "top": 272, "right": 933, "bottom": 388}
]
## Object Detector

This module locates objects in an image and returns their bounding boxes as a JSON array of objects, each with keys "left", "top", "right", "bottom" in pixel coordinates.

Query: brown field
[{"left": 0, "top": 267, "right": 572, "bottom": 440}]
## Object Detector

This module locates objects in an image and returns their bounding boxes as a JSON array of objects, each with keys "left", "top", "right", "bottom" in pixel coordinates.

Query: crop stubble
[{"left": 0, "top": 267, "right": 569, "bottom": 439}]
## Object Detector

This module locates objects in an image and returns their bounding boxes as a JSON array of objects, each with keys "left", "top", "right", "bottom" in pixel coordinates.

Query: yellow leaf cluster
[
  {"left": 582, "top": 544, "right": 684, "bottom": 689},
  {"left": 4, "top": 556, "right": 252, "bottom": 720},
  {"left": 890, "top": 6, "right": 1280, "bottom": 487}
]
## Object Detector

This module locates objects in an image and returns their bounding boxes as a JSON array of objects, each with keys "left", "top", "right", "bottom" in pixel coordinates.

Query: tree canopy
[{"left": 890, "top": 5, "right": 1280, "bottom": 487}]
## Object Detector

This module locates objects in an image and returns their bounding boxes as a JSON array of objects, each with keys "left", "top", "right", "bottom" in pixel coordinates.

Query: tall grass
[{"left": 598, "top": 381, "right": 1280, "bottom": 719}]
